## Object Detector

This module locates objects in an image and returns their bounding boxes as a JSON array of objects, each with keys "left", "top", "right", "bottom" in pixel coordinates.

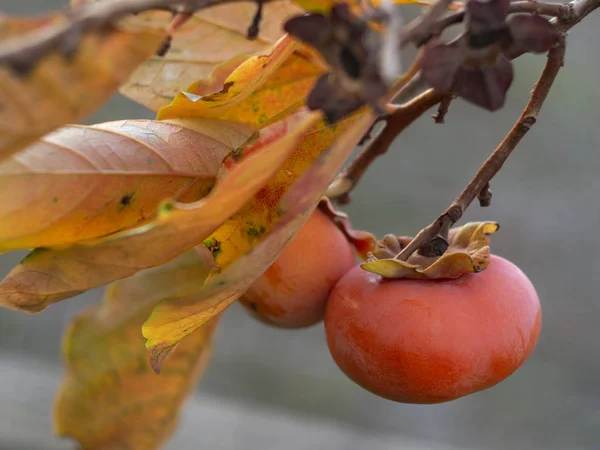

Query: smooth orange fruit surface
[
  {"left": 240, "top": 209, "right": 356, "bottom": 328},
  {"left": 325, "top": 255, "right": 542, "bottom": 403}
]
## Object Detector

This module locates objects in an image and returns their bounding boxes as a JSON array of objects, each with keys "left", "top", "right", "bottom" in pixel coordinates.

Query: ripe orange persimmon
[
  {"left": 324, "top": 255, "right": 541, "bottom": 404},
  {"left": 240, "top": 209, "right": 356, "bottom": 328}
]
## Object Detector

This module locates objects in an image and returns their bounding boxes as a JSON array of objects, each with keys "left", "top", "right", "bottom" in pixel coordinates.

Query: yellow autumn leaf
[
  {"left": 158, "top": 36, "right": 324, "bottom": 128},
  {"left": 0, "top": 111, "right": 319, "bottom": 313},
  {"left": 55, "top": 249, "right": 218, "bottom": 450},
  {"left": 0, "top": 12, "right": 165, "bottom": 160},
  {"left": 143, "top": 110, "right": 376, "bottom": 371},
  {"left": 0, "top": 119, "right": 237, "bottom": 251},
  {"left": 74, "top": 0, "right": 304, "bottom": 111}
]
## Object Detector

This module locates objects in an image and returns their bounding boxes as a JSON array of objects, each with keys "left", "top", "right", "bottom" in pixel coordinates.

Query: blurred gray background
[{"left": 1, "top": 1, "right": 599, "bottom": 449}]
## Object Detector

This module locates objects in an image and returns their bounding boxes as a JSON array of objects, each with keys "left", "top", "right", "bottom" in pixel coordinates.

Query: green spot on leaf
[
  {"left": 203, "top": 237, "right": 222, "bottom": 257},
  {"left": 246, "top": 224, "right": 266, "bottom": 239},
  {"left": 158, "top": 200, "right": 175, "bottom": 218}
]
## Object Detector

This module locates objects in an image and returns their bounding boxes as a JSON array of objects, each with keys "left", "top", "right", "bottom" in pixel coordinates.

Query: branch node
[
  {"left": 478, "top": 184, "right": 492, "bottom": 207},
  {"left": 446, "top": 205, "right": 463, "bottom": 223},
  {"left": 520, "top": 116, "right": 537, "bottom": 132},
  {"left": 558, "top": 4, "right": 575, "bottom": 20}
]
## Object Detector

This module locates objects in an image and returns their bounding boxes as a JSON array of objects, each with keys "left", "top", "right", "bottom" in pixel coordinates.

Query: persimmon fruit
[
  {"left": 240, "top": 209, "right": 356, "bottom": 328},
  {"left": 324, "top": 255, "right": 541, "bottom": 404}
]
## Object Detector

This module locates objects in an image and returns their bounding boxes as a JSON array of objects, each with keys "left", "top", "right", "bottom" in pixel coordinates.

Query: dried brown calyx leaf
[
  {"left": 318, "top": 197, "right": 376, "bottom": 260},
  {"left": 362, "top": 221, "right": 499, "bottom": 279},
  {"left": 421, "top": 0, "right": 559, "bottom": 111},
  {"left": 284, "top": 3, "right": 388, "bottom": 123}
]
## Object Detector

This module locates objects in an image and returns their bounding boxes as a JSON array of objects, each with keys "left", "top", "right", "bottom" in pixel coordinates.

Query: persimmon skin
[
  {"left": 325, "top": 255, "right": 542, "bottom": 404},
  {"left": 240, "top": 209, "right": 356, "bottom": 329}
]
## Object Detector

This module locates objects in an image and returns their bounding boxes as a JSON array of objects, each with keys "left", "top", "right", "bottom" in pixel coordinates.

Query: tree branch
[
  {"left": 395, "top": 38, "right": 566, "bottom": 261},
  {"left": 554, "top": 0, "right": 600, "bottom": 30},
  {"left": 324, "top": 0, "right": 600, "bottom": 204},
  {"left": 431, "top": 93, "right": 456, "bottom": 124},
  {"left": 413, "top": 0, "right": 588, "bottom": 47},
  {"left": 400, "top": 0, "right": 454, "bottom": 47},
  {"left": 326, "top": 88, "right": 444, "bottom": 203},
  {"left": 391, "top": 0, "right": 600, "bottom": 262},
  {"left": 326, "top": 51, "right": 441, "bottom": 203},
  {"left": 0, "top": 0, "right": 268, "bottom": 75}
]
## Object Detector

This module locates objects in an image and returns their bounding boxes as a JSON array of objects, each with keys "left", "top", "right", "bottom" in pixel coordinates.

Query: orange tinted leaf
[
  {"left": 55, "top": 249, "right": 218, "bottom": 450},
  {"left": 143, "top": 111, "right": 376, "bottom": 371},
  {"left": 80, "top": 0, "right": 304, "bottom": 111},
  {"left": 0, "top": 111, "right": 319, "bottom": 313},
  {"left": 158, "top": 36, "right": 324, "bottom": 128},
  {"left": 0, "top": 14, "right": 165, "bottom": 160},
  {"left": 202, "top": 111, "right": 364, "bottom": 271},
  {"left": 0, "top": 120, "right": 235, "bottom": 251}
]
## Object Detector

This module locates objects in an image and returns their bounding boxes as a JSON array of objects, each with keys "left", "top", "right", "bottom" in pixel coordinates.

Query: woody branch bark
[
  {"left": 0, "top": 0, "right": 270, "bottom": 74},
  {"left": 395, "top": 39, "right": 566, "bottom": 261},
  {"left": 394, "top": 0, "right": 600, "bottom": 261}
]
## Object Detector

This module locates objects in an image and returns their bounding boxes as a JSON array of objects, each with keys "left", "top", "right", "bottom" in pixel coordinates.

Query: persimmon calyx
[
  {"left": 318, "top": 197, "right": 377, "bottom": 260},
  {"left": 361, "top": 221, "right": 499, "bottom": 279}
]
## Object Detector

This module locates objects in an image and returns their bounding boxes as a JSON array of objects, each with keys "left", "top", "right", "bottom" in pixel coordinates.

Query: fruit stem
[
  {"left": 395, "top": 37, "right": 567, "bottom": 262},
  {"left": 326, "top": 89, "right": 444, "bottom": 203}
]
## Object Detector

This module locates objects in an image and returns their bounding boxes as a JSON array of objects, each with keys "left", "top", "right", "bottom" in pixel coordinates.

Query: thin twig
[
  {"left": 324, "top": 0, "right": 599, "bottom": 204},
  {"left": 393, "top": 0, "right": 600, "bottom": 261},
  {"left": 395, "top": 39, "right": 566, "bottom": 261},
  {"left": 400, "top": 0, "right": 454, "bottom": 47},
  {"left": 326, "top": 88, "right": 444, "bottom": 203},
  {"left": 0, "top": 0, "right": 269, "bottom": 75},
  {"left": 326, "top": 51, "right": 432, "bottom": 203},
  {"left": 432, "top": 93, "right": 456, "bottom": 124},
  {"left": 477, "top": 183, "right": 492, "bottom": 207},
  {"left": 422, "top": 1, "right": 575, "bottom": 46},
  {"left": 246, "top": 0, "right": 264, "bottom": 39},
  {"left": 393, "top": 71, "right": 428, "bottom": 104}
]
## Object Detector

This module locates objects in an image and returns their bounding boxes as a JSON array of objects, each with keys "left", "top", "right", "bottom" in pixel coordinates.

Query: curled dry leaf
[
  {"left": 318, "top": 197, "right": 376, "bottom": 260},
  {"left": 74, "top": 0, "right": 304, "bottom": 111},
  {"left": 0, "top": 13, "right": 165, "bottom": 161},
  {"left": 143, "top": 110, "right": 375, "bottom": 372},
  {"left": 55, "top": 249, "right": 218, "bottom": 450},
  {"left": 361, "top": 221, "right": 499, "bottom": 279},
  {"left": 0, "top": 111, "right": 319, "bottom": 313},
  {"left": 158, "top": 36, "right": 325, "bottom": 128},
  {"left": 0, "top": 120, "right": 232, "bottom": 251}
]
